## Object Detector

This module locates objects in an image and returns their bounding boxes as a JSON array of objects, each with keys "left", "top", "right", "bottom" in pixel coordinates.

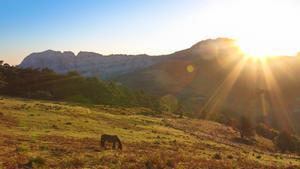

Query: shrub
[
  {"left": 65, "top": 122, "right": 72, "bottom": 125},
  {"left": 275, "top": 131, "right": 298, "bottom": 153},
  {"left": 166, "top": 160, "right": 176, "bottom": 168},
  {"left": 159, "top": 95, "right": 178, "bottom": 113},
  {"left": 30, "top": 156, "right": 45, "bottom": 166},
  {"left": 238, "top": 116, "right": 255, "bottom": 139},
  {"left": 27, "top": 90, "right": 52, "bottom": 99},
  {"left": 212, "top": 153, "right": 222, "bottom": 160},
  {"left": 145, "top": 160, "right": 155, "bottom": 169},
  {"left": 226, "top": 118, "right": 239, "bottom": 129},
  {"left": 22, "top": 156, "right": 45, "bottom": 168},
  {"left": 16, "top": 145, "right": 28, "bottom": 152},
  {"left": 227, "top": 155, "right": 234, "bottom": 159},
  {"left": 256, "top": 123, "right": 279, "bottom": 140}
]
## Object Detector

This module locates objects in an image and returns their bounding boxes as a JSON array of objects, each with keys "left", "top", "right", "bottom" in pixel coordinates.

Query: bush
[
  {"left": 212, "top": 153, "right": 222, "bottom": 160},
  {"left": 159, "top": 95, "right": 178, "bottom": 113},
  {"left": 16, "top": 145, "right": 28, "bottom": 152},
  {"left": 256, "top": 123, "right": 279, "bottom": 140},
  {"left": 227, "top": 155, "right": 233, "bottom": 159},
  {"left": 22, "top": 156, "right": 45, "bottom": 168},
  {"left": 226, "top": 118, "right": 238, "bottom": 129},
  {"left": 166, "top": 160, "right": 176, "bottom": 168},
  {"left": 27, "top": 90, "right": 52, "bottom": 99},
  {"left": 238, "top": 116, "right": 255, "bottom": 139},
  {"left": 275, "top": 131, "right": 299, "bottom": 153}
]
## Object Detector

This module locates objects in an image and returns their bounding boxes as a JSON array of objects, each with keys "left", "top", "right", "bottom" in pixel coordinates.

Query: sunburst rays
[
  {"left": 260, "top": 58, "right": 294, "bottom": 132},
  {"left": 196, "top": 55, "right": 294, "bottom": 132},
  {"left": 199, "top": 57, "right": 248, "bottom": 118}
]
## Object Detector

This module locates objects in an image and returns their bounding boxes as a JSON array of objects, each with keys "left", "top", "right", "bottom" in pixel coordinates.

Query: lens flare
[{"left": 186, "top": 65, "right": 195, "bottom": 73}]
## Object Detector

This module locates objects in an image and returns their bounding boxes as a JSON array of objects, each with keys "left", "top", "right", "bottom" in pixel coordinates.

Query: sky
[{"left": 1, "top": 0, "right": 300, "bottom": 65}]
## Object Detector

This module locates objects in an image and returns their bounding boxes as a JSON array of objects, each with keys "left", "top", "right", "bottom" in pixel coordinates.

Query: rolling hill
[{"left": 0, "top": 97, "right": 299, "bottom": 169}]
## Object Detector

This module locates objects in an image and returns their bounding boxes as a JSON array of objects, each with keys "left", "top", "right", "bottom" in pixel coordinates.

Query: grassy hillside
[{"left": 0, "top": 97, "right": 299, "bottom": 169}]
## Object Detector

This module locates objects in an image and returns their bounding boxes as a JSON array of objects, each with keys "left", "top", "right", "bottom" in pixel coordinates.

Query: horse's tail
[{"left": 116, "top": 137, "right": 122, "bottom": 150}]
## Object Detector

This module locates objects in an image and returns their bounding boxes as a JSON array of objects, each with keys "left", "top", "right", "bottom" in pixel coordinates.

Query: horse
[{"left": 100, "top": 134, "right": 122, "bottom": 150}]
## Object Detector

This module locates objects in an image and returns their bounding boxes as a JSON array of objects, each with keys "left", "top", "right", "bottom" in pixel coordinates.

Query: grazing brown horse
[{"left": 100, "top": 134, "right": 122, "bottom": 150}]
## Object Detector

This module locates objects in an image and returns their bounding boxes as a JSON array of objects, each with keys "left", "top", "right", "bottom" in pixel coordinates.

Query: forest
[{"left": 0, "top": 61, "right": 159, "bottom": 109}]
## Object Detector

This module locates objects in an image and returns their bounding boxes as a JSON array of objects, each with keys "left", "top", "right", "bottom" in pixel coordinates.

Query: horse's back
[{"left": 101, "top": 134, "right": 118, "bottom": 141}]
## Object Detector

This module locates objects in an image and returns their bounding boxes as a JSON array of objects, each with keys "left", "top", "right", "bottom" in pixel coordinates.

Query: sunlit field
[{"left": 0, "top": 97, "right": 299, "bottom": 169}]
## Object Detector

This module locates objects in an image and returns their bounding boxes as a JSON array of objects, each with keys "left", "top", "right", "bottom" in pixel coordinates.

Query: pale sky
[{"left": 1, "top": 0, "right": 300, "bottom": 65}]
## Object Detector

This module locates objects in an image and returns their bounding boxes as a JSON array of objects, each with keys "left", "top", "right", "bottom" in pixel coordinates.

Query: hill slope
[{"left": 0, "top": 97, "right": 299, "bottom": 169}]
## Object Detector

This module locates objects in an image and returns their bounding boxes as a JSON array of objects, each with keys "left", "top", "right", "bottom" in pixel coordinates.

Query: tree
[
  {"left": 238, "top": 116, "right": 255, "bottom": 139},
  {"left": 175, "top": 103, "right": 184, "bottom": 118},
  {"left": 159, "top": 94, "right": 178, "bottom": 113},
  {"left": 3, "top": 63, "right": 10, "bottom": 68},
  {"left": 0, "top": 62, "right": 161, "bottom": 109},
  {"left": 0, "top": 74, "right": 6, "bottom": 89},
  {"left": 276, "top": 130, "right": 297, "bottom": 153}
]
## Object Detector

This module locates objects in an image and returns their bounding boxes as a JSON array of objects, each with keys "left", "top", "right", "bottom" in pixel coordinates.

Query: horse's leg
[
  {"left": 101, "top": 139, "right": 105, "bottom": 148},
  {"left": 112, "top": 141, "right": 116, "bottom": 150},
  {"left": 118, "top": 142, "right": 122, "bottom": 150}
]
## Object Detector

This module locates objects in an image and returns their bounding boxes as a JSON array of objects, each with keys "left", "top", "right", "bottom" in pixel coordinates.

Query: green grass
[{"left": 0, "top": 97, "right": 299, "bottom": 169}]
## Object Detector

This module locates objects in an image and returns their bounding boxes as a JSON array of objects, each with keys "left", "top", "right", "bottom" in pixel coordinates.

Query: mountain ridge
[
  {"left": 19, "top": 38, "right": 240, "bottom": 79},
  {"left": 20, "top": 49, "right": 166, "bottom": 79}
]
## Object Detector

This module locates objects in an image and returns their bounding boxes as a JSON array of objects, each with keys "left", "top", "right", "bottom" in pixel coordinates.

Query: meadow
[{"left": 0, "top": 97, "right": 299, "bottom": 169}]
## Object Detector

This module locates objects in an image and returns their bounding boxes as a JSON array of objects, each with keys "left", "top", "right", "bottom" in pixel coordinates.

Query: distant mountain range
[
  {"left": 19, "top": 38, "right": 300, "bottom": 134},
  {"left": 20, "top": 38, "right": 239, "bottom": 79},
  {"left": 20, "top": 50, "right": 168, "bottom": 79}
]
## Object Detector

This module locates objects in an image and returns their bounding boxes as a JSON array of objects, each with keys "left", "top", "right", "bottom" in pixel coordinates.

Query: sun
[
  {"left": 235, "top": 39, "right": 275, "bottom": 59},
  {"left": 235, "top": 37, "right": 299, "bottom": 59}
]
